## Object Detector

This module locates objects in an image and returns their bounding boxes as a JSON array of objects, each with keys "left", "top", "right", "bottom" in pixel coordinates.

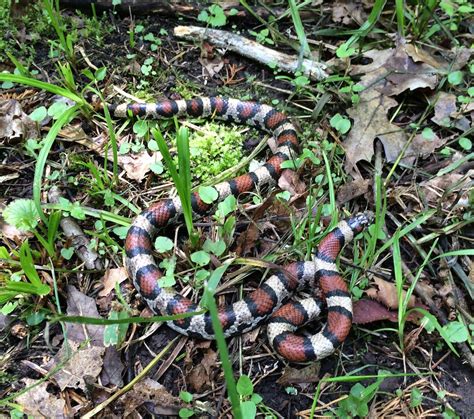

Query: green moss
[{"left": 172, "top": 122, "right": 245, "bottom": 183}]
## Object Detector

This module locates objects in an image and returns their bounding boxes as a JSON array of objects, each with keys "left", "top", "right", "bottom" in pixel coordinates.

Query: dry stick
[
  {"left": 48, "top": 187, "right": 103, "bottom": 270},
  {"left": 173, "top": 26, "right": 328, "bottom": 81}
]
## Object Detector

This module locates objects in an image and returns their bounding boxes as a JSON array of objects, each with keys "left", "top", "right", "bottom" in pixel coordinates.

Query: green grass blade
[
  {"left": 321, "top": 149, "right": 337, "bottom": 227},
  {"left": 34, "top": 106, "right": 79, "bottom": 223},
  {"left": 203, "top": 284, "right": 242, "bottom": 419},
  {"left": 395, "top": 0, "right": 405, "bottom": 36},
  {"left": 288, "top": 0, "right": 311, "bottom": 58},
  {"left": 152, "top": 126, "right": 195, "bottom": 238},
  {"left": 44, "top": 203, "right": 131, "bottom": 226},
  {"left": 0, "top": 74, "right": 87, "bottom": 107},
  {"left": 176, "top": 125, "right": 194, "bottom": 236}
]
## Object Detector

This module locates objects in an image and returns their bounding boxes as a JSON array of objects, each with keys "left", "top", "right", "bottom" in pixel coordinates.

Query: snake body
[{"left": 116, "top": 97, "right": 371, "bottom": 362}]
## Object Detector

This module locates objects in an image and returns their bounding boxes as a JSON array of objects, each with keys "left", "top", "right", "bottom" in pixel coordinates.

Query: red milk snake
[{"left": 112, "top": 97, "right": 372, "bottom": 362}]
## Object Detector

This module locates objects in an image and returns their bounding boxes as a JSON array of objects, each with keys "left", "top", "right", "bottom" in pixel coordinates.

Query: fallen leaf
[
  {"left": 404, "top": 43, "right": 447, "bottom": 69},
  {"left": 345, "top": 41, "right": 444, "bottom": 173},
  {"left": 120, "top": 377, "right": 181, "bottom": 416},
  {"left": 353, "top": 299, "right": 425, "bottom": 324},
  {"left": 98, "top": 267, "right": 128, "bottom": 297},
  {"left": 353, "top": 299, "right": 398, "bottom": 323},
  {"left": 337, "top": 178, "right": 370, "bottom": 205},
  {"left": 71, "top": 130, "right": 163, "bottom": 182},
  {"left": 332, "top": 0, "right": 366, "bottom": 26},
  {"left": 66, "top": 285, "right": 104, "bottom": 346},
  {"left": 411, "top": 130, "right": 446, "bottom": 158},
  {"left": 119, "top": 149, "right": 163, "bottom": 181},
  {"left": 277, "top": 363, "right": 321, "bottom": 386},
  {"left": 235, "top": 196, "right": 274, "bottom": 256},
  {"left": 365, "top": 277, "right": 416, "bottom": 310},
  {"left": 11, "top": 323, "right": 28, "bottom": 339},
  {"left": 49, "top": 340, "right": 105, "bottom": 391},
  {"left": 1, "top": 220, "right": 33, "bottom": 241},
  {"left": 0, "top": 314, "right": 13, "bottom": 332},
  {"left": 278, "top": 169, "right": 306, "bottom": 195},
  {"left": 199, "top": 56, "right": 224, "bottom": 78},
  {"left": 187, "top": 348, "right": 218, "bottom": 392},
  {"left": 0, "top": 100, "right": 38, "bottom": 140},
  {"left": 100, "top": 346, "right": 124, "bottom": 387},
  {"left": 15, "top": 378, "right": 66, "bottom": 418},
  {"left": 431, "top": 92, "right": 457, "bottom": 127},
  {"left": 345, "top": 90, "right": 410, "bottom": 172}
]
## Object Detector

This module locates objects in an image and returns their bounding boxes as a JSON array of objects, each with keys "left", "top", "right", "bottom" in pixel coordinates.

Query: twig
[
  {"left": 48, "top": 187, "right": 103, "bottom": 270},
  {"left": 174, "top": 25, "right": 328, "bottom": 81}
]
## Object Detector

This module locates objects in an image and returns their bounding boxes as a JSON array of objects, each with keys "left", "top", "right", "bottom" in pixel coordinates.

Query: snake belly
[{"left": 117, "top": 97, "right": 371, "bottom": 362}]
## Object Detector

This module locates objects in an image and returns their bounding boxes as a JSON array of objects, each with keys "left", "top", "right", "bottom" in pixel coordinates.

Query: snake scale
[{"left": 113, "top": 97, "right": 371, "bottom": 362}]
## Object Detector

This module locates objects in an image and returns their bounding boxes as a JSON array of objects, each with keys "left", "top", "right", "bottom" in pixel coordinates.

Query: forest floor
[{"left": 0, "top": 1, "right": 473, "bottom": 418}]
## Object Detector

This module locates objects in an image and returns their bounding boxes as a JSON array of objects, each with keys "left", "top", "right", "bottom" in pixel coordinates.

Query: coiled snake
[{"left": 113, "top": 97, "right": 371, "bottom": 362}]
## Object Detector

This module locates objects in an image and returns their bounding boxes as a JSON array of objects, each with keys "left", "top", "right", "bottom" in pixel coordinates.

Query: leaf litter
[{"left": 344, "top": 41, "right": 472, "bottom": 175}]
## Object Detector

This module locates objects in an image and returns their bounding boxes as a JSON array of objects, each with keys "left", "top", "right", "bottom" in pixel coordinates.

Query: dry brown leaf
[
  {"left": 58, "top": 123, "right": 89, "bottom": 142},
  {"left": 366, "top": 277, "right": 416, "bottom": 310},
  {"left": 337, "top": 178, "right": 370, "bottom": 205},
  {"left": 66, "top": 285, "right": 104, "bottom": 345},
  {"left": 50, "top": 340, "right": 105, "bottom": 391},
  {"left": 429, "top": 91, "right": 472, "bottom": 132},
  {"left": 199, "top": 56, "right": 224, "bottom": 78},
  {"left": 15, "top": 378, "right": 66, "bottom": 418},
  {"left": 0, "top": 100, "right": 39, "bottom": 140},
  {"left": 353, "top": 299, "right": 426, "bottom": 324},
  {"left": 411, "top": 130, "right": 446, "bottom": 158},
  {"left": 353, "top": 299, "right": 398, "bottom": 324},
  {"left": 1, "top": 221, "right": 33, "bottom": 241},
  {"left": 345, "top": 41, "right": 443, "bottom": 173},
  {"left": 431, "top": 92, "right": 457, "bottom": 127},
  {"left": 332, "top": 0, "right": 366, "bottom": 25},
  {"left": 120, "top": 377, "right": 181, "bottom": 416},
  {"left": 404, "top": 43, "right": 448, "bottom": 69},
  {"left": 345, "top": 90, "right": 410, "bottom": 173},
  {"left": 277, "top": 363, "right": 321, "bottom": 386},
  {"left": 71, "top": 130, "right": 163, "bottom": 182},
  {"left": 278, "top": 169, "right": 306, "bottom": 195},
  {"left": 187, "top": 348, "right": 218, "bottom": 392},
  {"left": 101, "top": 346, "right": 124, "bottom": 387},
  {"left": 98, "top": 267, "right": 128, "bottom": 297},
  {"left": 119, "top": 149, "right": 163, "bottom": 181}
]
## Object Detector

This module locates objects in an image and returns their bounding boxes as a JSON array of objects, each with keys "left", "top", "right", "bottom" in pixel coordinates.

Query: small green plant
[
  {"left": 43, "top": 0, "right": 76, "bottom": 63},
  {"left": 392, "top": 232, "right": 467, "bottom": 355},
  {"left": 3, "top": 199, "right": 60, "bottom": 258},
  {"left": 248, "top": 28, "right": 274, "bottom": 45},
  {"left": 179, "top": 391, "right": 195, "bottom": 418},
  {"left": 330, "top": 113, "right": 351, "bottom": 134},
  {"left": 236, "top": 375, "right": 278, "bottom": 418},
  {"left": 197, "top": 4, "right": 228, "bottom": 27},
  {"left": 152, "top": 125, "right": 197, "bottom": 244},
  {"left": 0, "top": 241, "right": 51, "bottom": 306},
  {"left": 335, "top": 374, "right": 386, "bottom": 417},
  {"left": 336, "top": 0, "right": 387, "bottom": 58}
]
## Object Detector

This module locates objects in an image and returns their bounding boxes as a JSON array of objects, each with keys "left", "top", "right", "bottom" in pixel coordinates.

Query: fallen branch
[{"left": 174, "top": 25, "right": 328, "bottom": 81}]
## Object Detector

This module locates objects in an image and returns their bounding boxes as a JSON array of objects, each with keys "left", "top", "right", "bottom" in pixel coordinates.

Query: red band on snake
[{"left": 115, "top": 97, "right": 372, "bottom": 362}]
